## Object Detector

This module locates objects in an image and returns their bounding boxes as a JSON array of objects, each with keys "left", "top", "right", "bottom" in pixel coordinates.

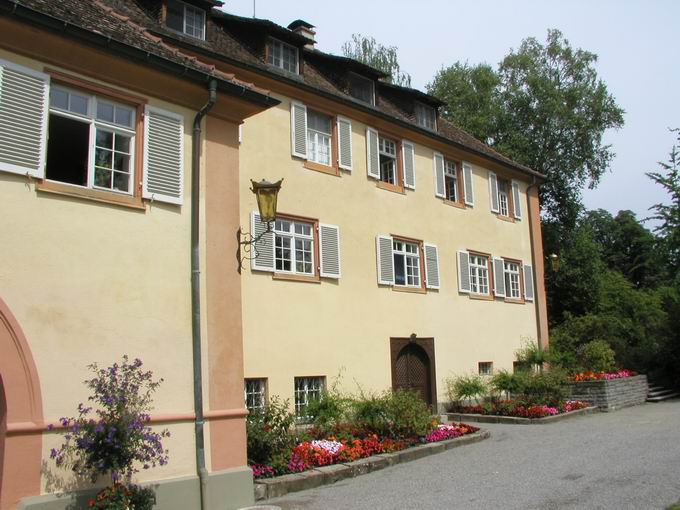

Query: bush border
[{"left": 446, "top": 405, "right": 598, "bottom": 425}]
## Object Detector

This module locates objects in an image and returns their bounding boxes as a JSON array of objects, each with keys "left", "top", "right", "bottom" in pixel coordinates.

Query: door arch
[
  {"left": 390, "top": 337, "right": 437, "bottom": 408},
  {"left": 0, "top": 297, "right": 43, "bottom": 510}
]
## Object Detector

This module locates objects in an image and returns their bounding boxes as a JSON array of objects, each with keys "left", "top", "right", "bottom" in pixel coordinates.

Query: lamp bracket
[{"left": 236, "top": 221, "right": 274, "bottom": 273}]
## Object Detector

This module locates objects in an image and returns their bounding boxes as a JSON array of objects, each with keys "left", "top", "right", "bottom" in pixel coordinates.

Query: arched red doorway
[{"left": 0, "top": 297, "right": 43, "bottom": 510}]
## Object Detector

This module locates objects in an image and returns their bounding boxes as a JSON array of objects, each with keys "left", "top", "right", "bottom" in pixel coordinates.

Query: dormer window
[
  {"left": 347, "top": 72, "right": 375, "bottom": 105},
  {"left": 267, "top": 38, "right": 299, "bottom": 74},
  {"left": 415, "top": 102, "right": 437, "bottom": 130},
  {"left": 166, "top": 0, "right": 205, "bottom": 39}
]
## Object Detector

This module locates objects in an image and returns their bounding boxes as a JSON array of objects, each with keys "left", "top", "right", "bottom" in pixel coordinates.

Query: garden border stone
[
  {"left": 445, "top": 405, "right": 598, "bottom": 425},
  {"left": 253, "top": 430, "right": 490, "bottom": 501},
  {"left": 567, "top": 374, "right": 648, "bottom": 411}
]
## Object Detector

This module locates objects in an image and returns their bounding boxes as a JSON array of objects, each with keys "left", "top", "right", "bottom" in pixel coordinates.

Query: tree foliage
[
  {"left": 342, "top": 34, "right": 411, "bottom": 87},
  {"left": 428, "top": 29, "right": 625, "bottom": 229}
]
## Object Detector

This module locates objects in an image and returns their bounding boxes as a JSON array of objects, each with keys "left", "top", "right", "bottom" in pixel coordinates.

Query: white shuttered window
[
  {"left": 319, "top": 223, "right": 341, "bottom": 278},
  {"left": 0, "top": 60, "right": 49, "bottom": 178}
]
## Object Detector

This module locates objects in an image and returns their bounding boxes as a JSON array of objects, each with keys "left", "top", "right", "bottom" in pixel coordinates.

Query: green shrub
[
  {"left": 490, "top": 370, "right": 523, "bottom": 396},
  {"left": 350, "top": 392, "right": 391, "bottom": 437},
  {"left": 386, "top": 389, "right": 433, "bottom": 438},
  {"left": 304, "top": 389, "right": 350, "bottom": 433},
  {"left": 515, "top": 339, "right": 549, "bottom": 369},
  {"left": 490, "top": 369, "right": 567, "bottom": 403},
  {"left": 578, "top": 339, "right": 617, "bottom": 372},
  {"left": 246, "top": 396, "right": 295, "bottom": 466},
  {"left": 444, "top": 374, "right": 487, "bottom": 403}
]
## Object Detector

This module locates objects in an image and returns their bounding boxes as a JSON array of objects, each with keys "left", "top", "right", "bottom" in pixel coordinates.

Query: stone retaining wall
[{"left": 568, "top": 374, "right": 648, "bottom": 411}]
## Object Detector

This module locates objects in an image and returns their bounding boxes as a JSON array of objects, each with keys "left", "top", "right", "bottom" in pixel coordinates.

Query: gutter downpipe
[{"left": 191, "top": 78, "right": 217, "bottom": 510}]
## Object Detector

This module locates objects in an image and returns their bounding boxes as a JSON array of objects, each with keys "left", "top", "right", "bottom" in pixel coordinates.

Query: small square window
[
  {"left": 347, "top": 72, "right": 374, "bottom": 105},
  {"left": 478, "top": 362, "right": 493, "bottom": 376},
  {"left": 244, "top": 378, "right": 267, "bottom": 413},
  {"left": 166, "top": 0, "right": 205, "bottom": 40},
  {"left": 294, "top": 376, "right": 324, "bottom": 418},
  {"left": 415, "top": 102, "right": 437, "bottom": 130}
]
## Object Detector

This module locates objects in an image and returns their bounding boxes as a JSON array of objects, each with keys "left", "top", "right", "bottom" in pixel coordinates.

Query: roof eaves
[{"left": 0, "top": 0, "right": 279, "bottom": 108}]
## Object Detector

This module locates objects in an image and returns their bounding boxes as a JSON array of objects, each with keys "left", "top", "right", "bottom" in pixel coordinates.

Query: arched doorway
[
  {"left": 390, "top": 337, "right": 437, "bottom": 408},
  {"left": 0, "top": 297, "right": 43, "bottom": 510}
]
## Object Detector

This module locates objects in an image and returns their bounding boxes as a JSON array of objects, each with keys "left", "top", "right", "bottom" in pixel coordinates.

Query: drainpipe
[{"left": 191, "top": 78, "right": 217, "bottom": 510}]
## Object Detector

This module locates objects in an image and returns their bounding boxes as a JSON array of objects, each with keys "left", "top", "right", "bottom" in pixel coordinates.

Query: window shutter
[
  {"left": 433, "top": 151, "right": 445, "bottom": 198},
  {"left": 250, "top": 211, "right": 275, "bottom": 272},
  {"left": 462, "top": 163, "right": 474, "bottom": 206},
  {"left": 524, "top": 263, "right": 534, "bottom": 302},
  {"left": 290, "top": 101, "right": 307, "bottom": 158},
  {"left": 376, "top": 235, "right": 394, "bottom": 285},
  {"left": 424, "top": 243, "right": 440, "bottom": 290},
  {"left": 493, "top": 257, "right": 506, "bottom": 297},
  {"left": 337, "top": 116, "right": 352, "bottom": 171},
  {"left": 488, "top": 171, "right": 499, "bottom": 213},
  {"left": 319, "top": 223, "right": 341, "bottom": 279},
  {"left": 512, "top": 180, "right": 522, "bottom": 219},
  {"left": 0, "top": 61, "right": 49, "bottom": 178},
  {"left": 366, "top": 127, "right": 380, "bottom": 179},
  {"left": 402, "top": 140, "right": 416, "bottom": 190},
  {"left": 143, "top": 106, "right": 185, "bottom": 205},
  {"left": 457, "top": 250, "right": 471, "bottom": 293}
]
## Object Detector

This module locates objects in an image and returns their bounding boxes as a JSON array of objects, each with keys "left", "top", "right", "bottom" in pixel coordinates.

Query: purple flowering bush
[{"left": 50, "top": 355, "right": 169, "bottom": 505}]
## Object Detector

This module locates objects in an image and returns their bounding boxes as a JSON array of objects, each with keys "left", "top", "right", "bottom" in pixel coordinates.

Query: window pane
[
  {"left": 46, "top": 114, "right": 90, "bottom": 186},
  {"left": 114, "top": 106, "right": 133, "bottom": 128},
  {"left": 97, "top": 101, "right": 115, "bottom": 123},
  {"left": 50, "top": 88, "right": 68, "bottom": 110},
  {"left": 95, "top": 148, "right": 113, "bottom": 169},
  {"left": 96, "top": 130, "right": 113, "bottom": 149},
  {"left": 70, "top": 94, "right": 89, "bottom": 116},
  {"left": 114, "top": 153, "right": 130, "bottom": 172},
  {"left": 166, "top": 0, "right": 184, "bottom": 31},
  {"left": 113, "top": 171, "right": 130, "bottom": 192},
  {"left": 115, "top": 134, "right": 131, "bottom": 153},
  {"left": 307, "top": 110, "right": 331, "bottom": 134},
  {"left": 394, "top": 253, "right": 406, "bottom": 285},
  {"left": 94, "top": 168, "right": 112, "bottom": 188}
]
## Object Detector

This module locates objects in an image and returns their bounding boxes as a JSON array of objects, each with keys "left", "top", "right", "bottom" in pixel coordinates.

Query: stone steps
[{"left": 646, "top": 383, "right": 680, "bottom": 402}]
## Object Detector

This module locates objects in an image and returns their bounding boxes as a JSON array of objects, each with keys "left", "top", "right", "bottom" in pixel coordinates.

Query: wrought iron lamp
[{"left": 237, "top": 178, "right": 283, "bottom": 272}]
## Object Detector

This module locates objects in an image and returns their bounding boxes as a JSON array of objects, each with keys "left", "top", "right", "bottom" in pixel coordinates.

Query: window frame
[
  {"left": 266, "top": 37, "right": 300, "bottom": 75},
  {"left": 303, "top": 105, "right": 340, "bottom": 176},
  {"left": 165, "top": 0, "right": 206, "bottom": 40},
  {"left": 438, "top": 153, "right": 467, "bottom": 209},
  {"left": 294, "top": 376, "right": 325, "bottom": 419},
  {"left": 478, "top": 361, "right": 494, "bottom": 376},
  {"left": 272, "top": 213, "right": 321, "bottom": 283},
  {"left": 415, "top": 102, "right": 437, "bottom": 131},
  {"left": 244, "top": 378, "right": 268, "bottom": 413},
  {"left": 36, "top": 70, "right": 147, "bottom": 210},
  {"left": 391, "top": 235, "right": 427, "bottom": 293},
  {"left": 377, "top": 132, "right": 404, "bottom": 193},
  {"left": 495, "top": 175, "right": 516, "bottom": 221},
  {"left": 347, "top": 72, "right": 375, "bottom": 105},
  {"left": 502, "top": 257, "right": 525, "bottom": 303},
  {"left": 468, "top": 250, "right": 494, "bottom": 299}
]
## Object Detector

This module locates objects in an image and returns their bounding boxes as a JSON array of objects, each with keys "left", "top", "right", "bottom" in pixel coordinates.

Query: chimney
[{"left": 288, "top": 19, "right": 316, "bottom": 49}]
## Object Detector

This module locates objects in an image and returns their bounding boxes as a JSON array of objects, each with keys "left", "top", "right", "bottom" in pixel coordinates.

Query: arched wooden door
[{"left": 390, "top": 337, "right": 437, "bottom": 408}]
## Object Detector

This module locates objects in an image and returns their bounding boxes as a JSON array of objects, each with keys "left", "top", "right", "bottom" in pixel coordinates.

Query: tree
[
  {"left": 647, "top": 129, "right": 680, "bottom": 280},
  {"left": 585, "top": 209, "right": 662, "bottom": 288},
  {"left": 429, "top": 62, "right": 500, "bottom": 143},
  {"left": 342, "top": 34, "right": 411, "bottom": 87},
  {"left": 428, "top": 29, "right": 625, "bottom": 230}
]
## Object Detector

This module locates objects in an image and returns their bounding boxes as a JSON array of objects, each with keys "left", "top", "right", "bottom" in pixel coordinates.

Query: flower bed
[
  {"left": 448, "top": 399, "right": 590, "bottom": 419},
  {"left": 250, "top": 422, "right": 478, "bottom": 479},
  {"left": 571, "top": 369, "right": 637, "bottom": 381},
  {"left": 568, "top": 374, "right": 648, "bottom": 411}
]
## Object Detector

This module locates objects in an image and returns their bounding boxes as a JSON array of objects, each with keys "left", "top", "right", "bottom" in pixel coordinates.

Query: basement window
[{"left": 166, "top": 0, "right": 206, "bottom": 40}]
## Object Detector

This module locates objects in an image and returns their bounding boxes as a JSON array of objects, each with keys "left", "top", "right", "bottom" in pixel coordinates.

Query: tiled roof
[
  {"left": 3, "top": 0, "right": 275, "bottom": 103},
  {"left": 5, "top": 0, "right": 539, "bottom": 177}
]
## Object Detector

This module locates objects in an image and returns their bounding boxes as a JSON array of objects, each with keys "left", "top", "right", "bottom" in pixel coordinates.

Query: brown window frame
[
  {"left": 376, "top": 132, "right": 405, "bottom": 194},
  {"left": 496, "top": 175, "right": 516, "bottom": 222},
  {"left": 36, "top": 69, "right": 147, "bottom": 210},
  {"left": 391, "top": 234, "right": 427, "bottom": 293},
  {"left": 501, "top": 256, "right": 525, "bottom": 304},
  {"left": 302, "top": 105, "right": 340, "bottom": 177},
  {"left": 271, "top": 212, "right": 321, "bottom": 284},
  {"left": 442, "top": 155, "right": 466, "bottom": 209},
  {"left": 467, "top": 249, "right": 494, "bottom": 300}
]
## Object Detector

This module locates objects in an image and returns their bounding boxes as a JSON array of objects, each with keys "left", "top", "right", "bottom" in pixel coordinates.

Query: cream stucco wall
[
  {"left": 0, "top": 48, "right": 201, "bottom": 487},
  {"left": 240, "top": 94, "right": 539, "bottom": 407}
]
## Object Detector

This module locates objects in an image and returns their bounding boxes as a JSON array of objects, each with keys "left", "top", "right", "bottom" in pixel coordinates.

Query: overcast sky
[{"left": 224, "top": 0, "right": 680, "bottom": 226}]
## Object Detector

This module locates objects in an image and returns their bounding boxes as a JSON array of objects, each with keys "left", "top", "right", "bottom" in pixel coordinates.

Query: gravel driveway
[{"left": 264, "top": 401, "right": 680, "bottom": 510}]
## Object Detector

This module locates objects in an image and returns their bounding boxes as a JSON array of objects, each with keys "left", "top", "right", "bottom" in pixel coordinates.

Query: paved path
[{"left": 265, "top": 402, "right": 680, "bottom": 510}]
